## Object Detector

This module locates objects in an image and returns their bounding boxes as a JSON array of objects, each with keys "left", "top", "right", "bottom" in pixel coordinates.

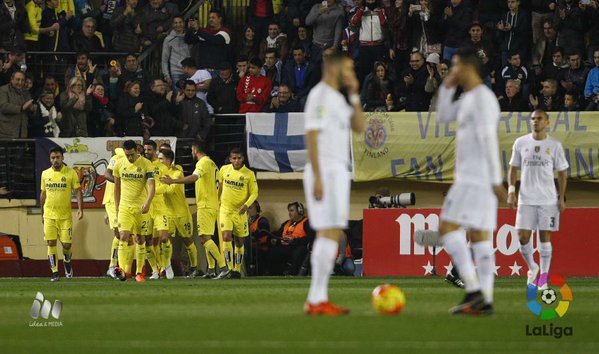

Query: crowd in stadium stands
[{"left": 0, "top": 0, "right": 598, "bottom": 139}]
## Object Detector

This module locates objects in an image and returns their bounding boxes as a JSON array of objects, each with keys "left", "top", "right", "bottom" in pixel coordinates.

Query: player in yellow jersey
[
  {"left": 162, "top": 141, "right": 230, "bottom": 279},
  {"left": 113, "top": 140, "right": 156, "bottom": 282},
  {"left": 40, "top": 147, "right": 83, "bottom": 282},
  {"left": 103, "top": 147, "right": 125, "bottom": 279},
  {"left": 218, "top": 148, "right": 259, "bottom": 279},
  {"left": 143, "top": 140, "right": 171, "bottom": 279}
]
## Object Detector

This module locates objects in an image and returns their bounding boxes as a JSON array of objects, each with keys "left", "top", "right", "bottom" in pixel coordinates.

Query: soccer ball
[
  {"left": 372, "top": 284, "right": 406, "bottom": 315},
  {"left": 541, "top": 289, "right": 557, "bottom": 305}
]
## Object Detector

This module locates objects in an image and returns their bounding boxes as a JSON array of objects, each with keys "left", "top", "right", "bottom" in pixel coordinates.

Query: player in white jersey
[
  {"left": 303, "top": 53, "right": 366, "bottom": 316},
  {"left": 508, "top": 110, "right": 568, "bottom": 289},
  {"left": 416, "top": 47, "right": 507, "bottom": 315}
]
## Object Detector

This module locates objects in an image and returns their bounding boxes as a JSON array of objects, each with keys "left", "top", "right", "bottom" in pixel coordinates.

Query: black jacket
[
  {"left": 208, "top": 75, "right": 239, "bottom": 114},
  {"left": 499, "top": 94, "right": 530, "bottom": 111},
  {"left": 116, "top": 94, "right": 144, "bottom": 136},
  {"left": 0, "top": 1, "right": 29, "bottom": 50},
  {"left": 397, "top": 65, "right": 432, "bottom": 112},
  {"left": 440, "top": 3, "right": 473, "bottom": 47},
  {"left": 176, "top": 96, "right": 211, "bottom": 140},
  {"left": 184, "top": 27, "right": 232, "bottom": 70},
  {"left": 144, "top": 92, "right": 183, "bottom": 136}
]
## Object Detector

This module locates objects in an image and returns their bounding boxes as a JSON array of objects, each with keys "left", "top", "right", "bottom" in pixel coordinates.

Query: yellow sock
[
  {"left": 117, "top": 241, "right": 128, "bottom": 273},
  {"left": 185, "top": 242, "right": 198, "bottom": 268},
  {"left": 126, "top": 242, "right": 135, "bottom": 274},
  {"left": 223, "top": 241, "right": 233, "bottom": 269},
  {"left": 161, "top": 240, "right": 172, "bottom": 269},
  {"left": 233, "top": 244, "right": 244, "bottom": 272},
  {"left": 109, "top": 237, "right": 119, "bottom": 267},
  {"left": 136, "top": 243, "right": 146, "bottom": 274},
  {"left": 146, "top": 243, "right": 159, "bottom": 273},
  {"left": 48, "top": 245, "right": 58, "bottom": 273},
  {"left": 63, "top": 247, "right": 72, "bottom": 263},
  {"left": 154, "top": 245, "right": 162, "bottom": 271},
  {"left": 204, "top": 239, "right": 225, "bottom": 269}
]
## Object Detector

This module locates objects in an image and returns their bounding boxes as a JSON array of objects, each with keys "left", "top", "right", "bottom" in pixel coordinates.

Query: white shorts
[
  {"left": 303, "top": 163, "right": 351, "bottom": 230},
  {"left": 441, "top": 182, "right": 498, "bottom": 231},
  {"left": 516, "top": 204, "right": 560, "bottom": 231}
]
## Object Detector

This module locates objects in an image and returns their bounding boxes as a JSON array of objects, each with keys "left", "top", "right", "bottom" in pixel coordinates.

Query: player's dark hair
[
  {"left": 192, "top": 139, "right": 207, "bottom": 153},
  {"left": 143, "top": 140, "right": 157, "bottom": 149},
  {"left": 123, "top": 140, "right": 137, "bottom": 151},
  {"left": 229, "top": 147, "right": 244, "bottom": 156},
  {"left": 455, "top": 46, "right": 484, "bottom": 79},
  {"left": 161, "top": 149, "right": 175, "bottom": 162},
  {"left": 48, "top": 146, "right": 64, "bottom": 156}
]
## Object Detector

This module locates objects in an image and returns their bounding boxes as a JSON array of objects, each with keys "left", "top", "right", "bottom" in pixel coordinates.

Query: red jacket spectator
[{"left": 237, "top": 57, "right": 272, "bottom": 113}]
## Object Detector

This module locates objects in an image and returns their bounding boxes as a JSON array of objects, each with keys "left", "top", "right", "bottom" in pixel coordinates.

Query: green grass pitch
[{"left": 1, "top": 277, "right": 598, "bottom": 354}]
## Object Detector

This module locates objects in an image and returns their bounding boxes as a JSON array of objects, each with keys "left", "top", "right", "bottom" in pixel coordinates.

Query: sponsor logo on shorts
[
  {"left": 525, "top": 274, "right": 573, "bottom": 338},
  {"left": 29, "top": 292, "right": 63, "bottom": 327}
]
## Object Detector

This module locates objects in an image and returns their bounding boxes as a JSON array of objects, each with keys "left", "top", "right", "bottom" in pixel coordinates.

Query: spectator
[
  {"left": 440, "top": 0, "right": 472, "bottom": 60},
  {"left": 248, "top": 0, "right": 274, "bottom": 39},
  {"left": 24, "top": 0, "right": 44, "bottom": 51},
  {"left": 89, "top": 83, "right": 115, "bottom": 136},
  {"left": 351, "top": 0, "right": 387, "bottom": 81},
  {"left": 305, "top": 0, "right": 344, "bottom": 64},
  {"left": 71, "top": 17, "right": 103, "bottom": 53},
  {"left": 0, "top": 49, "right": 26, "bottom": 85},
  {"left": 247, "top": 200, "right": 272, "bottom": 275},
  {"left": 261, "top": 48, "right": 283, "bottom": 89},
  {"left": 140, "top": 0, "right": 179, "bottom": 48},
  {"left": 236, "top": 55, "right": 249, "bottom": 79},
  {"left": 365, "top": 61, "right": 396, "bottom": 112},
  {"left": 530, "top": 79, "right": 562, "bottom": 111},
  {"left": 263, "top": 84, "right": 301, "bottom": 112},
  {"left": 531, "top": 0, "right": 556, "bottom": 42},
  {"left": 185, "top": 10, "right": 232, "bottom": 71},
  {"left": 236, "top": 25, "right": 260, "bottom": 60},
  {"left": 181, "top": 57, "right": 213, "bottom": 114},
  {"left": 397, "top": 51, "right": 431, "bottom": 111},
  {"left": 272, "top": 202, "right": 315, "bottom": 276},
  {"left": 40, "top": 75, "right": 60, "bottom": 102},
  {"left": 562, "top": 90, "right": 581, "bottom": 111},
  {"left": 498, "top": 79, "right": 529, "bottom": 111},
  {"left": 466, "top": 22, "right": 494, "bottom": 84},
  {"left": 145, "top": 78, "right": 182, "bottom": 136},
  {"left": 162, "top": 15, "right": 191, "bottom": 91},
  {"left": 291, "top": 25, "right": 313, "bottom": 61},
  {"left": 560, "top": 52, "right": 589, "bottom": 101},
  {"left": 173, "top": 80, "right": 211, "bottom": 141},
  {"left": 65, "top": 52, "right": 101, "bottom": 89},
  {"left": 498, "top": 51, "right": 530, "bottom": 99},
  {"left": 532, "top": 18, "right": 558, "bottom": 77},
  {"left": 408, "top": 0, "right": 443, "bottom": 58},
  {"left": 497, "top": 0, "right": 530, "bottom": 66},
  {"left": 40, "top": 0, "right": 71, "bottom": 52},
  {"left": 103, "top": 59, "right": 120, "bottom": 103},
  {"left": 30, "top": 90, "right": 61, "bottom": 137},
  {"left": 110, "top": 0, "right": 141, "bottom": 53},
  {"left": 387, "top": 0, "right": 411, "bottom": 74},
  {"left": 258, "top": 22, "right": 289, "bottom": 62},
  {"left": 0, "top": 71, "right": 34, "bottom": 138},
  {"left": 0, "top": 0, "right": 29, "bottom": 51},
  {"left": 237, "top": 57, "right": 272, "bottom": 113},
  {"left": 98, "top": 0, "right": 121, "bottom": 50},
  {"left": 282, "top": 46, "right": 319, "bottom": 103},
  {"left": 543, "top": 46, "right": 568, "bottom": 82},
  {"left": 475, "top": 0, "right": 504, "bottom": 44},
  {"left": 208, "top": 66, "right": 239, "bottom": 114},
  {"left": 424, "top": 53, "right": 442, "bottom": 99},
  {"left": 59, "top": 77, "right": 92, "bottom": 137},
  {"left": 584, "top": 50, "right": 599, "bottom": 108},
  {"left": 288, "top": 0, "right": 319, "bottom": 28},
  {"left": 553, "top": 0, "right": 585, "bottom": 58},
  {"left": 118, "top": 53, "right": 152, "bottom": 95},
  {"left": 115, "top": 80, "right": 144, "bottom": 136},
  {"left": 580, "top": 0, "right": 599, "bottom": 62}
]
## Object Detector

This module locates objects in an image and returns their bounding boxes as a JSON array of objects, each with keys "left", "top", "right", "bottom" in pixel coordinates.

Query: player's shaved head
[{"left": 531, "top": 109, "right": 549, "bottom": 120}]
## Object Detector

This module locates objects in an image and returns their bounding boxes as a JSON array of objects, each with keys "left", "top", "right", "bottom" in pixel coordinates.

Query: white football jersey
[
  {"left": 304, "top": 82, "right": 354, "bottom": 167},
  {"left": 436, "top": 84, "right": 502, "bottom": 187},
  {"left": 509, "top": 134, "right": 569, "bottom": 206}
]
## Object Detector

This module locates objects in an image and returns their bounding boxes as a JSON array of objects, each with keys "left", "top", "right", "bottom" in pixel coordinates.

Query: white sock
[
  {"left": 307, "top": 237, "right": 338, "bottom": 304},
  {"left": 539, "top": 242, "right": 552, "bottom": 274},
  {"left": 519, "top": 236, "right": 538, "bottom": 271},
  {"left": 472, "top": 240, "right": 495, "bottom": 304},
  {"left": 443, "top": 230, "right": 481, "bottom": 293}
]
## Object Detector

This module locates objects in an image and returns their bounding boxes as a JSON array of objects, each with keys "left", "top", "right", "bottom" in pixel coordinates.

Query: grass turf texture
[{"left": 1, "top": 277, "right": 598, "bottom": 354}]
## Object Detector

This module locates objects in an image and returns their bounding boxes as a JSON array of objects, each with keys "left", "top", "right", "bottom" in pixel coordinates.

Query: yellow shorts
[
  {"left": 152, "top": 212, "right": 170, "bottom": 233},
  {"left": 140, "top": 212, "right": 153, "bottom": 235},
  {"left": 220, "top": 209, "right": 249, "bottom": 237},
  {"left": 44, "top": 218, "right": 73, "bottom": 243},
  {"left": 197, "top": 208, "right": 217, "bottom": 236},
  {"left": 118, "top": 206, "right": 142, "bottom": 234},
  {"left": 170, "top": 214, "right": 193, "bottom": 238},
  {"left": 105, "top": 202, "right": 118, "bottom": 229}
]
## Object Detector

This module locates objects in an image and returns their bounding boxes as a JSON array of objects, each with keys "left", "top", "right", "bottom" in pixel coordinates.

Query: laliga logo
[
  {"left": 527, "top": 273, "right": 573, "bottom": 320},
  {"left": 30, "top": 292, "right": 62, "bottom": 320}
]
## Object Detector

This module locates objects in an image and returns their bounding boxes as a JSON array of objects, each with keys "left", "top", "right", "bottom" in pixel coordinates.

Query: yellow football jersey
[
  {"left": 41, "top": 165, "right": 81, "bottom": 219},
  {"left": 193, "top": 156, "right": 219, "bottom": 210},
  {"left": 150, "top": 159, "right": 168, "bottom": 213},
  {"left": 102, "top": 148, "right": 125, "bottom": 205},
  {"left": 163, "top": 166, "right": 191, "bottom": 217},
  {"left": 113, "top": 155, "right": 154, "bottom": 207},
  {"left": 218, "top": 164, "right": 258, "bottom": 212}
]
